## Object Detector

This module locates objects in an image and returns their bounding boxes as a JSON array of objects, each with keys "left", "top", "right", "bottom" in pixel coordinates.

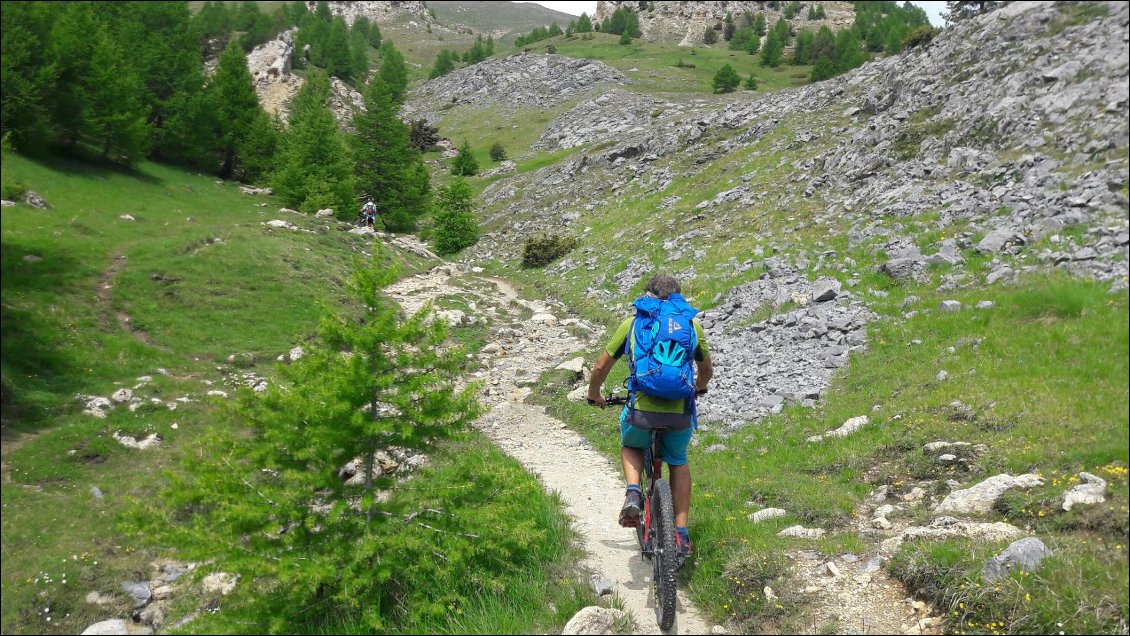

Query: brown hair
[{"left": 644, "top": 275, "right": 681, "bottom": 299}]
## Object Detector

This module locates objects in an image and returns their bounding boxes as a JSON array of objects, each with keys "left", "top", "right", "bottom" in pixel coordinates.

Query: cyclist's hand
[{"left": 586, "top": 394, "right": 607, "bottom": 408}]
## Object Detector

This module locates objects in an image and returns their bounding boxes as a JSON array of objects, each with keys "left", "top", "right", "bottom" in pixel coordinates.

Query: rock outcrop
[{"left": 594, "top": 0, "right": 856, "bottom": 46}]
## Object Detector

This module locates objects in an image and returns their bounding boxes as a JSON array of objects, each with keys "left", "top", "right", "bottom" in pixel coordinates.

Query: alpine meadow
[{"left": 1, "top": 1, "right": 1127, "bottom": 635}]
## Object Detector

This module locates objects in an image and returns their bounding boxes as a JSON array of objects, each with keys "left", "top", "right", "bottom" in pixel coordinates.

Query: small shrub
[
  {"left": 618, "top": 32, "right": 632, "bottom": 45},
  {"left": 902, "top": 25, "right": 939, "bottom": 49},
  {"left": 712, "top": 63, "right": 740, "bottom": 93},
  {"left": 1, "top": 181, "right": 29, "bottom": 201},
  {"left": 450, "top": 140, "right": 479, "bottom": 176},
  {"left": 432, "top": 176, "right": 478, "bottom": 255},
  {"left": 521, "top": 233, "right": 578, "bottom": 268},
  {"left": 703, "top": 27, "right": 718, "bottom": 44},
  {"left": 743, "top": 73, "right": 759, "bottom": 90},
  {"left": 674, "top": 58, "right": 696, "bottom": 69},
  {"left": 489, "top": 142, "right": 507, "bottom": 162},
  {"left": 547, "top": 44, "right": 557, "bottom": 54}
]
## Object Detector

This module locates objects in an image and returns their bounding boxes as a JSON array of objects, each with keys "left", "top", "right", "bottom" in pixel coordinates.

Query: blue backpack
[{"left": 624, "top": 293, "right": 700, "bottom": 420}]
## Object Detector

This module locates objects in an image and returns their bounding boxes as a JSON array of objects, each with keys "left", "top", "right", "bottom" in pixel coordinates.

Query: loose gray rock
[
  {"left": 807, "top": 415, "right": 869, "bottom": 442},
  {"left": 588, "top": 573, "right": 615, "bottom": 596},
  {"left": 933, "top": 474, "right": 1045, "bottom": 515},
  {"left": 90, "top": 486, "right": 104, "bottom": 502},
  {"left": 120, "top": 581, "right": 151, "bottom": 607},
  {"left": 939, "top": 300, "right": 962, "bottom": 313},
  {"left": 975, "top": 300, "right": 995, "bottom": 310},
  {"left": 778, "top": 525, "right": 826, "bottom": 539},
  {"left": 1062, "top": 472, "right": 1107, "bottom": 511},
  {"left": 811, "top": 277, "right": 842, "bottom": 302},
  {"left": 881, "top": 517, "right": 1025, "bottom": 554},
  {"left": 748, "top": 507, "right": 787, "bottom": 523},
  {"left": 983, "top": 537, "right": 1050, "bottom": 581},
  {"left": 562, "top": 606, "right": 628, "bottom": 635},
  {"left": 936, "top": 370, "right": 948, "bottom": 381},
  {"left": 80, "top": 619, "right": 153, "bottom": 636}
]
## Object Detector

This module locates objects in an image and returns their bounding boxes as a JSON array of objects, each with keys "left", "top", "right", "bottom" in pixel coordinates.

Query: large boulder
[
  {"left": 983, "top": 537, "right": 1050, "bottom": 581},
  {"left": 933, "top": 474, "right": 1045, "bottom": 515}
]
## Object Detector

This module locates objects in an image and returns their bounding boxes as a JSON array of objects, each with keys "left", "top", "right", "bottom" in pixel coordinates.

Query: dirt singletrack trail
[
  {"left": 384, "top": 244, "right": 935, "bottom": 635},
  {"left": 385, "top": 260, "right": 714, "bottom": 634}
]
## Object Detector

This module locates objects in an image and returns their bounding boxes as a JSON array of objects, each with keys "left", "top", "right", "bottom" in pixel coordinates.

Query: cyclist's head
[
  {"left": 644, "top": 275, "right": 680, "bottom": 300},
  {"left": 366, "top": 197, "right": 373, "bottom": 203}
]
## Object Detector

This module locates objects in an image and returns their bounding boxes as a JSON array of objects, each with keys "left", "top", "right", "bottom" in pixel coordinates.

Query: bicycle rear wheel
[{"left": 651, "top": 478, "right": 678, "bottom": 631}]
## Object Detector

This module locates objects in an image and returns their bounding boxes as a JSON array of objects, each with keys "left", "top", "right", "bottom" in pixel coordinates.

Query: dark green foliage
[
  {"left": 547, "top": 44, "right": 558, "bottom": 54},
  {"left": 209, "top": 40, "right": 273, "bottom": 179},
  {"left": 600, "top": 7, "right": 641, "bottom": 36},
  {"left": 378, "top": 42, "right": 409, "bottom": 104},
  {"left": 522, "top": 233, "right": 579, "bottom": 268},
  {"left": 548, "top": 22, "right": 563, "bottom": 37},
  {"left": 138, "top": 249, "right": 479, "bottom": 633},
  {"left": 85, "top": 31, "right": 150, "bottom": 163},
  {"left": 462, "top": 34, "right": 493, "bottom": 65},
  {"left": 943, "top": 1, "right": 1008, "bottom": 23},
  {"left": 854, "top": 0, "right": 931, "bottom": 53},
  {"left": 807, "top": 4, "right": 826, "bottom": 19},
  {"left": 619, "top": 32, "right": 633, "bottom": 45},
  {"left": 673, "top": 58, "right": 696, "bottom": 68},
  {"left": 782, "top": 1, "right": 804, "bottom": 19},
  {"left": 235, "top": 1, "right": 275, "bottom": 51},
  {"left": 753, "top": 12, "right": 768, "bottom": 35},
  {"left": 325, "top": 18, "right": 354, "bottom": 79},
  {"left": 723, "top": 13, "right": 736, "bottom": 40},
  {"left": 902, "top": 25, "right": 940, "bottom": 49},
  {"left": 1, "top": 1, "right": 58, "bottom": 151},
  {"left": 772, "top": 16, "right": 793, "bottom": 46},
  {"left": 489, "top": 142, "right": 507, "bottom": 162},
  {"left": 431, "top": 177, "right": 479, "bottom": 255},
  {"left": 809, "top": 24, "right": 868, "bottom": 81},
  {"left": 576, "top": 12, "right": 594, "bottom": 32},
  {"left": 272, "top": 70, "right": 355, "bottom": 214},
  {"left": 730, "top": 28, "right": 760, "bottom": 53},
  {"left": 703, "top": 27, "right": 718, "bottom": 44},
  {"left": 712, "top": 63, "right": 740, "bottom": 93},
  {"left": 743, "top": 73, "right": 759, "bottom": 90},
  {"left": 791, "top": 30, "right": 815, "bottom": 64},
  {"left": 760, "top": 30, "right": 784, "bottom": 67},
  {"left": 429, "top": 49, "right": 458, "bottom": 79},
  {"left": 767, "top": 0, "right": 781, "bottom": 8},
  {"left": 450, "top": 140, "right": 479, "bottom": 176},
  {"left": 353, "top": 77, "right": 430, "bottom": 231},
  {"left": 49, "top": 2, "right": 100, "bottom": 148}
]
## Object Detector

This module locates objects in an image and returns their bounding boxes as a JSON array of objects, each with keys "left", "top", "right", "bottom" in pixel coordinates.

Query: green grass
[
  {"left": 521, "top": 32, "right": 815, "bottom": 94},
  {"left": 0, "top": 151, "right": 595, "bottom": 635},
  {"left": 528, "top": 272, "right": 1129, "bottom": 633}
]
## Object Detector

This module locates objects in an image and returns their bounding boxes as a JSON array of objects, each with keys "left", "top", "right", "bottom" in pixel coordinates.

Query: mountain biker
[
  {"left": 586, "top": 275, "right": 713, "bottom": 558},
  {"left": 359, "top": 197, "right": 378, "bottom": 228}
]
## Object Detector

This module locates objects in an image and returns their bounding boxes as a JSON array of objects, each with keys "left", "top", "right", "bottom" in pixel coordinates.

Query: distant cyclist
[
  {"left": 587, "top": 275, "right": 713, "bottom": 558},
  {"left": 359, "top": 197, "right": 378, "bottom": 228}
]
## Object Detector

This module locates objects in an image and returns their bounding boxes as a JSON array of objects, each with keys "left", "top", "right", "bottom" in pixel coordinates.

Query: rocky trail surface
[{"left": 383, "top": 247, "right": 938, "bottom": 635}]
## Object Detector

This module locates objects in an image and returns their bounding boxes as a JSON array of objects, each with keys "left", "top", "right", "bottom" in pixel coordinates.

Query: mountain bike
[{"left": 593, "top": 394, "right": 682, "bottom": 631}]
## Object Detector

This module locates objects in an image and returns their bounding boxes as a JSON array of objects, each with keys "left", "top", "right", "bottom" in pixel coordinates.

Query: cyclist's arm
[
  {"left": 696, "top": 355, "right": 713, "bottom": 393},
  {"left": 587, "top": 351, "right": 616, "bottom": 403}
]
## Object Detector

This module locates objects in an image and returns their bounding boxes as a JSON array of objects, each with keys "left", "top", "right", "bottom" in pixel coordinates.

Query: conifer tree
[
  {"left": 85, "top": 31, "right": 150, "bottom": 163},
  {"left": 576, "top": 12, "right": 593, "bottom": 32},
  {"left": 325, "top": 17, "right": 353, "bottom": 79},
  {"left": 450, "top": 140, "right": 478, "bottom": 176},
  {"left": 49, "top": 1, "right": 100, "bottom": 149},
  {"left": 753, "top": 12, "right": 768, "bottom": 36},
  {"left": 352, "top": 76, "right": 430, "bottom": 231},
  {"left": 744, "top": 73, "right": 759, "bottom": 90},
  {"left": 378, "top": 41, "right": 409, "bottom": 104},
  {"left": 272, "top": 70, "right": 355, "bottom": 213},
  {"left": 209, "top": 40, "right": 270, "bottom": 179},
  {"left": 0, "top": 1, "right": 56, "bottom": 150},
  {"left": 142, "top": 248, "right": 478, "bottom": 632},
  {"left": 723, "top": 13, "right": 736, "bottom": 41},
  {"left": 760, "top": 30, "right": 784, "bottom": 67},
  {"left": 791, "top": 30, "right": 815, "bottom": 65},
  {"left": 432, "top": 177, "right": 479, "bottom": 255},
  {"left": 430, "top": 50, "right": 457, "bottom": 79},
  {"left": 712, "top": 63, "right": 740, "bottom": 93}
]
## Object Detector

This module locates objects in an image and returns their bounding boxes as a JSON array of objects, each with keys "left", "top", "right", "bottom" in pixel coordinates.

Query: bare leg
[
  {"left": 669, "top": 463, "right": 691, "bottom": 528},
  {"left": 621, "top": 446, "right": 644, "bottom": 487}
]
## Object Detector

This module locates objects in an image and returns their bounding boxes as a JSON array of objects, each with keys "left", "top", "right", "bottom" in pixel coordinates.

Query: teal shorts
[{"left": 619, "top": 409, "right": 693, "bottom": 466}]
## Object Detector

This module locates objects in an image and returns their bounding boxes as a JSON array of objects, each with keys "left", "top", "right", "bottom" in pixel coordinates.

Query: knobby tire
[{"left": 652, "top": 478, "right": 678, "bottom": 631}]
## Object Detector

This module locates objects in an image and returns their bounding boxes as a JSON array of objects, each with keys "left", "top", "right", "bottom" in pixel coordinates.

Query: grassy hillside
[
  {"left": 0, "top": 152, "right": 589, "bottom": 635},
  {"left": 429, "top": 0, "right": 578, "bottom": 44}
]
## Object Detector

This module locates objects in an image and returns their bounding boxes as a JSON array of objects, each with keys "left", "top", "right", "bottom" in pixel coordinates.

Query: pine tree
[
  {"left": 49, "top": 1, "right": 100, "bottom": 149},
  {"left": 351, "top": 23, "right": 370, "bottom": 80},
  {"left": 744, "top": 73, "right": 759, "bottom": 90},
  {"left": 703, "top": 27, "right": 718, "bottom": 44},
  {"left": 325, "top": 17, "right": 353, "bottom": 79},
  {"left": 0, "top": 1, "right": 56, "bottom": 150},
  {"left": 209, "top": 40, "right": 270, "bottom": 179},
  {"left": 272, "top": 70, "right": 355, "bottom": 213},
  {"left": 833, "top": 28, "right": 866, "bottom": 74},
  {"left": 352, "top": 76, "right": 430, "bottom": 231},
  {"left": 451, "top": 140, "right": 479, "bottom": 176},
  {"left": 576, "top": 12, "right": 593, "bottom": 32},
  {"left": 760, "top": 30, "right": 784, "bottom": 67},
  {"left": 429, "top": 50, "right": 457, "bottom": 79},
  {"left": 142, "top": 248, "right": 478, "bottom": 632},
  {"left": 792, "top": 30, "right": 815, "bottom": 65},
  {"left": 432, "top": 177, "right": 479, "bottom": 255},
  {"left": 753, "top": 12, "right": 768, "bottom": 36},
  {"left": 489, "top": 142, "right": 507, "bottom": 162},
  {"left": 773, "top": 16, "right": 792, "bottom": 46},
  {"left": 712, "top": 63, "right": 740, "bottom": 93},
  {"left": 85, "top": 31, "right": 150, "bottom": 163},
  {"left": 378, "top": 41, "right": 408, "bottom": 104},
  {"left": 723, "top": 13, "right": 736, "bottom": 41}
]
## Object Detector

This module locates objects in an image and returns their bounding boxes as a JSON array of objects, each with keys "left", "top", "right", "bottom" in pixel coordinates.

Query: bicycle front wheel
[{"left": 651, "top": 478, "right": 678, "bottom": 630}]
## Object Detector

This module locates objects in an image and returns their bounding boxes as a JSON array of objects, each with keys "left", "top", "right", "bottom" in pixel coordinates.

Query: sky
[{"left": 521, "top": 1, "right": 948, "bottom": 26}]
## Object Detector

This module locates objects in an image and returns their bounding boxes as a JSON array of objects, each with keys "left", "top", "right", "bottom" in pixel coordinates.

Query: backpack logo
[{"left": 668, "top": 317, "right": 682, "bottom": 333}]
